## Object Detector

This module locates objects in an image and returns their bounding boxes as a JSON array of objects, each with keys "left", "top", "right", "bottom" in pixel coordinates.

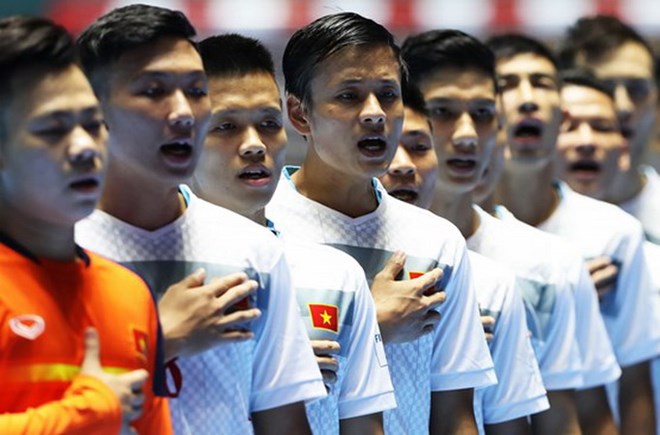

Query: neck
[
  {"left": 429, "top": 187, "right": 478, "bottom": 239},
  {"left": 498, "top": 158, "right": 558, "bottom": 227},
  {"left": 292, "top": 156, "right": 378, "bottom": 218},
  {"left": 0, "top": 203, "right": 77, "bottom": 261},
  {"left": 99, "top": 160, "right": 185, "bottom": 231},
  {"left": 605, "top": 166, "right": 644, "bottom": 204},
  {"left": 477, "top": 191, "right": 496, "bottom": 215}
]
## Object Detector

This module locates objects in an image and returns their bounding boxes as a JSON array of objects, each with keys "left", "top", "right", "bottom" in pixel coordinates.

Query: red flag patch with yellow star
[{"left": 308, "top": 304, "right": 339, "bottom": 332}]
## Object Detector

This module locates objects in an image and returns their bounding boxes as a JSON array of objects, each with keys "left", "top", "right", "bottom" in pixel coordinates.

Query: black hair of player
[
  {"left": 199, "top": 34, "right": 275, "bottom": 79},
  {"left": 558, "top": 15, "right": 655, "bottom": 72},
  {"left": 401, "top": 29, "right": 496, "bottom": 92},
  {"left": 401, "top": 78, "right": 427, "bottom": 116},
  {"left": 0, "top": 16, "right": 76, "bottom": 142},
  {"left": 283, "top": 12, "right": 404, "bottom": 107},
  {"left": 486, "top": 33, "right": 558, "bottom": 70},
  {"left": 560, "top": 68, "right": 615, "bottom": 100},
  {"left": 77, "top": 3, "right": 197, "bottom": 97}
]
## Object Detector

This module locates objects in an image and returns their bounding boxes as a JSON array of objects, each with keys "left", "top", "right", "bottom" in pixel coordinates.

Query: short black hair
[
  {"left": 0, "top": 16, "right": 77, "bottom": 141},
  {"left": 558, "top": 15, "right": 655, "bottom": 72},
  {"left": 199, "top": 34, "right": 275, "bottom": 79},
  {"left": 486, "top": 33, "right": 558, "bottom": 69},
  {"left": 77, "top": 3, "right": 197, "bottom": 97},
  {"left": 560, "top": 67, "right": 615, "bottom": 100},
  {"left": 401, "top": 78, "right": 427, "bottom": 116},
  {"left": 283, "top": 12, "right": 403, "bottom": 106},
  {"left": 401, "top": 29, "right": 496, "bottom": 91}
]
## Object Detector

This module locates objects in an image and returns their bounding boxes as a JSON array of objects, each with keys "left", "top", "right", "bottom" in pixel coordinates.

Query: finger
[
  {"left": 121, "top": 369, "right": 149, "bottom": 390},
  {"left": 481, "top": 315, "right": 495, "bottom": 328},
  {"left": 218, "top": 330, "right": 255, "bottom": 341},
  {"left": 423, "top": 290, "right": 446, "bottom": 309},
  {"left": 424, "top": 309, "right": 441, "bottom": 326},
  {"left": 123, "top": 405, "right": 144, "bottom": 423},
  {"left": 311, "top": 340, "right": 341, "bottom": 355},
  {"left": 215, "top": 280, "right": 259, "bottom": 310},
  {"left": 414, "top": 268, "right": 442, "bottom": 296},
  {"left": 484, "top": 333, "right": 494, "bottom": 342},
  {"left": 316, "top": 356, "right": 339, "bottom": 372},
  {"left": 80, "top": 327, "right": 101, "bottom": 373},
  {"left": 321, "top": 369, "right": 338, "bottom": 386},
  {"left": 375, "top": 251, "right": 406, "bottom": 281},
  {"left": 592, "top": 266, "right": 618, "bottom": 289},
  {"left": 178, "top": 268, "right": 207, "bottom": 289},
  {"left": 217, "top": 308, "right": 261, "bottom": 328},
  {"left": 207, "top": 273, "right": 250, "bottom": 298},
  {"left": 587, "top": 256, "right": 611, "bottom": 273}
]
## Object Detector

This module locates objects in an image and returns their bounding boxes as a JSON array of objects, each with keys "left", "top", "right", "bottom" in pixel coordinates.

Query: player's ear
[
  {"left": 618, "top": 137, "right": 631, "bottom": 171},
  {"left": 287, "top": 95, "right": 311, "bottom": 136}
]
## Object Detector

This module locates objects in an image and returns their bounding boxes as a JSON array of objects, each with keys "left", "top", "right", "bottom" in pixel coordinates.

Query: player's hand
[
  {"left": 158, "top": 268, "right": 261, "bottom": 359},
  {"left": 586, "top": 256, "right": 619, "bottom": 301},
  {"left": 371, "top": 251, "right": 446, "bottom": 344},
  {"left": 80, "top": 328, "right": 148, "bottom": 425},
  {"left": 481, "top": 314, "right": 495, "bottom": 342},
  {"left": 310, "top": 340, "right": 340, "bottom": 391}
]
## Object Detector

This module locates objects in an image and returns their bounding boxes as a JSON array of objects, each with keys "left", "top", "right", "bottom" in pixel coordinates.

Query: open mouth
[
  {"left": 238, "top": 166, "right": 272, "bottom": 186},
  {"left": 570, "top": 160, "right": 600, "bottom": 172},
  {"left": 513, "top": 119, "right": 543, "bottom": 142},
  {"left": 69, "top": 178, "right": 99, "bottom": 192},
  {"left": 357, "top": 137, "right": 387, "bottom": 156},
  {"left": 446, "top": 158, "right": 477, "bottom": 171},
  {"left": 389, "top": 188, "right": 419, "bottom": 203},
  {"left": 160, "top": 141, "right": 193, "bottom": 158}
]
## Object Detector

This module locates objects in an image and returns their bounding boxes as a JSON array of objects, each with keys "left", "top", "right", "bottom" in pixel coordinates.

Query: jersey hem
[
  {"left": 430, "top": 367, "right": 497, "bottom": 391},
  {"left": 251, "top": 379, "right": 327, "bottom": 412},
  {"left": 338, "top": 391, "right": 397, "bottom": 420},
  {"left": 482, "top": 394, "right": 550, "bottom": 424}
]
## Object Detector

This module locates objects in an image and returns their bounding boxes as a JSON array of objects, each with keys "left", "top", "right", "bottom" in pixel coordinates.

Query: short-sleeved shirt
[
  {"left": 0, "top": 237, "right": 171, "bottom": 434},
  {"left": 468, "top": 251, "right": 548, "bottom": 431},
  {"left": 642, "top": 242, "right": 660, "bottom": 435},
  {"left": 76, "top": 186, "right": 326, "bottom": 434},
  {"left": 267, "top": 167, "right": 496, "bottom": 434},
  {"left": 537, "top": 181, "right": 660, "bottom": 368},
  {"left": 494, "top": 206, "right": 621, "bottom": 389},
  {"left": 619, "top": 165, "right": 660, "bottom": 244},
  {"left": 282, "top": 238, "right": 396, "bottom": 434},
  {"left": 468, "top": 206, "right": 584, "bottom": 390}
]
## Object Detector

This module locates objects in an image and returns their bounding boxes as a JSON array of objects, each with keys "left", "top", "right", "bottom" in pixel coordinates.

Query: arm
[
  {"left": 252, "top": 402, "right": 311, "bottom": 435},
  {"left": 530, "top": 390, "right": 581, "bottom": 435},
  {"left": 430, "top": 389, "right": 477, "bottom": 435},
  {"left": 576, "top": 386, "right": 617, "bottom": 435},
  {"left": 340, "top": 412, "right": 383, "bottom": 435},
  {"left": 619, "top": 360, "right": 655, "bottom": 435}
]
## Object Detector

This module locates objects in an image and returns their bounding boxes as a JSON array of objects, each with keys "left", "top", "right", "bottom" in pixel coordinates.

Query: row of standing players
[{"left": 1, "top": 4, "right": 660, "bottom": 435}]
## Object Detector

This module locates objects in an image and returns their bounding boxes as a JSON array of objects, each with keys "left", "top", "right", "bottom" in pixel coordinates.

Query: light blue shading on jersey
[{"left": 516, "top": 277, "right": 556, "bottom": 355}]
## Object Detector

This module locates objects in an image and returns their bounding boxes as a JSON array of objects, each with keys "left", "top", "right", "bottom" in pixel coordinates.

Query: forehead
[
  {"left": 561, "top": 84, "right": 617, "bottom": 118},
  {"left": 420, "top": 68, "right": 495, "bottom": 100},
  {"left": 208, "top": 72, "right": 280, "bottom": 111},
  {"left": 496, "top": 53, "right": 557, "bottom": 77},
  {"left": 580, "top": 41, "right": 653, "bottom": 79},
  {"left": 402, "top": 108, "right": 430, "bottom": 134},
  {"left": 312, "top": 45, "right": 400, "bottom": 87},
  {"left": 10, "top": 64, "right": 99, "bottom": 119},
  {"left": 113, "top": 36, "right": 204, "bottom": 81}
]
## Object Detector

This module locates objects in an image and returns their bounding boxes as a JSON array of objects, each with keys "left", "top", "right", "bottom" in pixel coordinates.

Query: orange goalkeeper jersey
[{"left": 0, "top": 236, "right": 171, "bottom": 434}]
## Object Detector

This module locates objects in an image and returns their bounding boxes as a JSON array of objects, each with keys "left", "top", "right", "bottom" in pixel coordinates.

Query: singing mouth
[{"left": 389, "top": 188, "right": 419, "bottom": 203}]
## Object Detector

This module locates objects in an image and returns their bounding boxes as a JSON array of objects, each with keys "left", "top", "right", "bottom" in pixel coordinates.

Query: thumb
[
  {"left": 81, "top": 327, "right": 101, "bottom": 374},
  {"left": 377, "top": 251, "right": 406, "bottom": 280},
  {"left": 120, "top": 368, "right": 149, "bottom": 390}
]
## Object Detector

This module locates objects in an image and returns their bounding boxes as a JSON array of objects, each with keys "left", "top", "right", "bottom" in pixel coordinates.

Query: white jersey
[
  {"left": 468, "top": 206, "right": 584, "bottom": 390},
  {"left": 643, "top": 242, "right": 660, "bottom": 435},
  {"left": 537, "top": 181, "right": 660, "bottom": 367},
  {"left": 468, "top": 251, "right": 548, "bottom": 431},
  {"left": 494, "top": 206, "right": 621, "bottom": 389},
  {"left": 267, "top": 167, "right": 496, "bottom": 434},
  {"left": 619, "top": 165, "right": 660, "bottom": 244},
  {"left": 76, "top": 186, "right": 326, "bottom": 435},
  {"left": 281, "top": 237, "right": 396, "bottom": 434}
]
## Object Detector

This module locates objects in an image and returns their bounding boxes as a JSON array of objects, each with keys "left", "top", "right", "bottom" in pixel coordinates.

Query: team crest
[
  {"left": 308, "top": 304, "right": 339, "bottom": 333},
  {"left": 133, "top": 328, "right": 149, "bottom": 359},
  {"left": 9, "top": 314, "right": 45, "bottom": 340}
]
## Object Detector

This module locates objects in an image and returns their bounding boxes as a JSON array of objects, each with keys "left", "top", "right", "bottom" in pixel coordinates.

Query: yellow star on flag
[{"left": 320, "top": 310, "right": 332, "bottom": 325}]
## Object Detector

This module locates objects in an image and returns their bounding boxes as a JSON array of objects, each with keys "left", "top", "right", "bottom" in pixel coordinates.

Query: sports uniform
[
  {"left": 0, "top": 235, "right": 170, "bottom": 434},
  {"left": 468, "top": 251, "right": 548, "bottom": 432},
  {"left": 76, "top": 186, "right": 325, "bottom": 434},
  {"left": 267, "top": 167, "right": 496, "bottom": 434},
  {"left": 468, "top": 206, "right": 584, "bottom": 391},
  {"left": 493, "top": 205, "right": 621, "bottom": 389},
  {"left": 619, "top": 165, "right": 660, "bottom": 244},
  {"left": 281, "top": 237, "right": 396, "bottom": 434}
]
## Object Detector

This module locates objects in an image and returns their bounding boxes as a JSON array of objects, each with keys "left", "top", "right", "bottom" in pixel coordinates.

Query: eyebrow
[
  {"left": 135, "top": 70, "right": 206, "bottom": 81},
  {"left": 34, "top": 106, "right": 102, "bottom": 120},
  {"left": 426, "top": 97, "right": 496, "bottom": 105},
  {"left": 213, "top": 106, "right": 282, "bottom": 116},
  {"left": 336, "top": 78, "right": 399, "bottom": 86}
]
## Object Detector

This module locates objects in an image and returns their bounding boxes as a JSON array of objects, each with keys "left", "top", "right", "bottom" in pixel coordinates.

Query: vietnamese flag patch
[
  {"left": 133, "top": 329, "right": 149, "bottom": 359},
  {"left": 409, "top": 271, "right": 424, "bottom": 279},
  {"left": 308, "top": 304, "right": 339, "bottom": 332}
]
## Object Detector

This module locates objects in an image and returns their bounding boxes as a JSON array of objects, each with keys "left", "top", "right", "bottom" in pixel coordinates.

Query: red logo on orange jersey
[
  {"left": 308, "top": 304, "right": 339, "bottom": 332},
  {"left": 133, "top": 329, "right": 148, "bottom": 360}
]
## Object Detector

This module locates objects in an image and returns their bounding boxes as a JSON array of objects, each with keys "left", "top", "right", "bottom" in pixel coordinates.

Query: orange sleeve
[
  {"left": 0, "top": 374, "right": 122, "bottom": 435},
  {"left": 132, "top": 290, "right": 173, "bottom": 435}
]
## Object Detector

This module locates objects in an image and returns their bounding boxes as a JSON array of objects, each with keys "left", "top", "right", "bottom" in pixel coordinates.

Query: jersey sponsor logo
[
  {"left": 308, "top": 303, "right": 339, "bottom": 332},
  {"left": 133, "top": 328, "right": 149, "bottom": 359},
  {"left": 9, "top": 314, "right": 45, "bottom": 340},
  {"left": 373, "top": 333, "right": 388, "bottom": 368}
]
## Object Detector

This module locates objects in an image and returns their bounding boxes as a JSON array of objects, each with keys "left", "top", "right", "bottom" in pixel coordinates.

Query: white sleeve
[
  {"left": 251, "top": 252, "right": 327, "bottom": 411},
  {"left": 480, "top": 277, "right": 549, "bottom": 424},
  {"left": 338, "top": 273, "right": 396, "bottom": 419},
  {"left": 572, "top": 262, "right": 621, "bottom": 388},
  {"left": 430, "top": 244, "right": 497, "bottom": 390},
  {"left": 605, "top": 229, "right": 660, "bottom": 366}
]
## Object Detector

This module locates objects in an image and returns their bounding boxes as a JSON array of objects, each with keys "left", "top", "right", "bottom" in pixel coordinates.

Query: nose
[
  {"left": 238, "top": 126, "right": 266, "bottom": 159},
  {"left": 359, "top": 94, "right": 386, "bottom": 127},
  {"left": 517, "top": 80, "right": 539, "bottom": 114},
  {"left": 167, "top": 89, "right": 195, "bottom": 129},
  {"left": 388, "top": 146, "right": 416, "bottom": 176},
  {"left": 614, "top": 83, "right": 634, "bottom": 124},
  {"left": 452, "top": 112, "right": 478, "bottom": 151},
  {"left": 68, "top": 126, "right": 102, "bottom": 169},
  {"left": 575, "top": 122, "right": 596, "bottom": 155}
]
